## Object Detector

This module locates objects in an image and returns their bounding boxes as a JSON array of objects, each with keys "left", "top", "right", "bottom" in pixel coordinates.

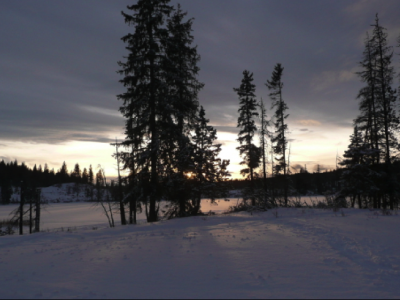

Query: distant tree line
[
  {"left": 0, "top": 160, "right": 95, "bottom": 204},
  {"left": 229, "top": 168, "right": 343, "bottom": 195}
]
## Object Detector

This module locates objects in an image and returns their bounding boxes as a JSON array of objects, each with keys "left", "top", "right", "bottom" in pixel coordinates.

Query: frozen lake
[
  {"left": 0, "top": 199, "right": 239, "bottom": 231},
  {"left": 0, "top": 196, "right": 326, "bottom": 231}
]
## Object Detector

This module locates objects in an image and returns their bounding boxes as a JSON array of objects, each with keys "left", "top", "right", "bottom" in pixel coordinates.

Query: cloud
[
  {"left": 345, "top": 0, "right": 380, "bottom": 14},
  {"left": 310, "top": 68, "right": 358, "bottom": 92},
  {"left": 344, "top": 0, "right": 397, "bottom": 18},
  {"left": 80, "top": 105, "right": 121, "bottom": 118},
  {"left": 298, "top": 120, "right": 321, "bottom": 126},
  {"left": 214, "top": 126, "right": 239, "bottom": 135},
  {"left": 217, "top": 140, "right": 235, "bottom": 147},
  {"left": 0, "top": 156, "right": 11, "bottom": 163},
  {"left": 299, "top": 129, "right": 308, "bottom": 132}
]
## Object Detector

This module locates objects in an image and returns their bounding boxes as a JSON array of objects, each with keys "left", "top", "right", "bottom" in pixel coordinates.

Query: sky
[{"left": 1, "top": 0, "right": 400, "bottom": 179}]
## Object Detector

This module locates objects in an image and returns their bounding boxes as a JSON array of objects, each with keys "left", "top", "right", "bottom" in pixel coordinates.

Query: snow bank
[{"left": 0, "top": 208, "right": 399, "bottom": 298}]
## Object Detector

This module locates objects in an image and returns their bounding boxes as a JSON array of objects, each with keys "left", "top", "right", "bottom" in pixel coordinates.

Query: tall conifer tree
[
  {"left": 371, "top": 15, "right": 398, "bottom": 209},
  {"left": 117, "top": 1, "right": 203, "bottom": 221},
  {"left": 371, "top": 15, "right": 398, "bottom": 167},
  {"left": 266, "top": 63, "right": 289, "bottom": 206},
  {"left": 235, "top": 70, "right": 260, "bottom": 206},
  {"left": 355, "top": 32, "right": 381, "bottom": 165},
  {"left": 118, "top": 0, "right": 174, "bottom": 222},
  {"left": 351, "top": 15, "right": 399, "bottom": 209},
  {"left": 258, "top": 98, "right": 270, "bottom": 201},
  {"left": 163, "top": 4, "right": 203, "bottom": 217}
]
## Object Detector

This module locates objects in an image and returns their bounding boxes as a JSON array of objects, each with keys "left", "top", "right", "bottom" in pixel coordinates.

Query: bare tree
[{"left": 95, "top": 166, "right": 115, "bottom": 228}]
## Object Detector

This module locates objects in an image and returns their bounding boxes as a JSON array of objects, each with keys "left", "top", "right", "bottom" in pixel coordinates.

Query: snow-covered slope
[
  {"left": 8, "top": 183, "right": 95, "bottom": 203},
  {"left": 0, "top": 208, "right": 399, "bottom": 299},
  {"left": 39, "top": 183, "right": 92, "bottom": 203}
]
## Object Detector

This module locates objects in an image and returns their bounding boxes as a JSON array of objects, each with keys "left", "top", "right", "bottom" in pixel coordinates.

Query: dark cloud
[{"left": 1, "top": 0, "right": 400, "bottom": 147}]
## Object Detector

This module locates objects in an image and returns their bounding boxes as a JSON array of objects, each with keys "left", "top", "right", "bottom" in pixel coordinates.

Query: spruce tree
[
  {"left": 58, "top": 161, "right": 69, "bottom": 183},
  {"left": 398, "top": 33, "right": 400, "bottom": 95},
  {"left": 191, "top": 106, "right": 230, "bottom": 214},
  {"left": 258, "top": 98, "right": 271, "bottom": 205},
  {"left": 82, "top": 168, "right": 89, "bottom": 184},
  {"left": 44, "top": 164, "right": 49, "bottom": 176},
  {"left": 371, "top": 15, "right": 398, "bottom": 168},
  {"left": 71, "top": 163, "right": 82, "bottom": 183},
  {"left": 355, "top": 32, "right": 381, "bottom": 165},
  {"left": 235, "top": 71, "right": 260, "bottom": 206},
  {"left": 365, "top": 15, "right": 399, "bottom": 209},
  {"left": 339, "top": 126, "right": 379, "bottom": 208},
  {"left": 118, "top": 0, "right": 174, "bottom": 222},
  {"left": 162, "top": 4, "right": 203, "bottom": 217},
  {"left": 0, "top": 180, "right": 12, "bottom": 205},
  {"left": 88, "top": 165, "right": 94, "bottom": 185},
  {"left": 118, "top": 1, "right": 203, "bottom": 221},
  {"left": 266, "top": 63, "right": 289, "bottom": 206}
]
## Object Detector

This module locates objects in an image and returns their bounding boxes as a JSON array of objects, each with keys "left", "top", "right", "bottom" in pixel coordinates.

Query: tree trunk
[
  {"left": 250, "top": 166, "right": 255, "bottom": 206},
  {"left": 115, "top": 142, "right": 126, "bottom": 225},
  {"left": 19, "top": 183, "right": 24, "bottom": 235},
  {"left": 35, "top": 189, "right": 41, "bottom": 233},
  {"left": 148, "top": 23, "right": 158, "bottom": 223},
  {"left": 129, "top": 197, "right": 134, "bottom": 224},
  {"left": 29, "top": 194, "right": 33, "bottom": 234}
]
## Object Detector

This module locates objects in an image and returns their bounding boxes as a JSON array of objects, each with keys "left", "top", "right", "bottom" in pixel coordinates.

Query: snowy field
[{"left": 0, "top": 208, "right": 399, "bottom": 299}]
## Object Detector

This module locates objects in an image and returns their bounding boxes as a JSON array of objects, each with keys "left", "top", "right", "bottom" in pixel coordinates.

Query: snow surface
[
  {"left": 0, "top": 208, "right": 399, "bottom": 299},
  {"left": 0, "top": 200, "right": 236, "bottom": 231}
]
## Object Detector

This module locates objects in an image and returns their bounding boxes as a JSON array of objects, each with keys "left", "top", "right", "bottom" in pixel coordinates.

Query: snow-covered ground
[
  {"left": 0, "top": 208, "right": 399, "bottom": 299},
  {"left": 0, "top": 199, "right": 236, "bottom": 231}
]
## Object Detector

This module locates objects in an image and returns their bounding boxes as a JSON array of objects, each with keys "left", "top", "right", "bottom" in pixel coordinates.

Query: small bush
[
  {"left": 0, "top": 224, "right": 15, "bottom": 236},
  {"left": 381, "top": 209, "right": 392, "bottom": 216}
]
